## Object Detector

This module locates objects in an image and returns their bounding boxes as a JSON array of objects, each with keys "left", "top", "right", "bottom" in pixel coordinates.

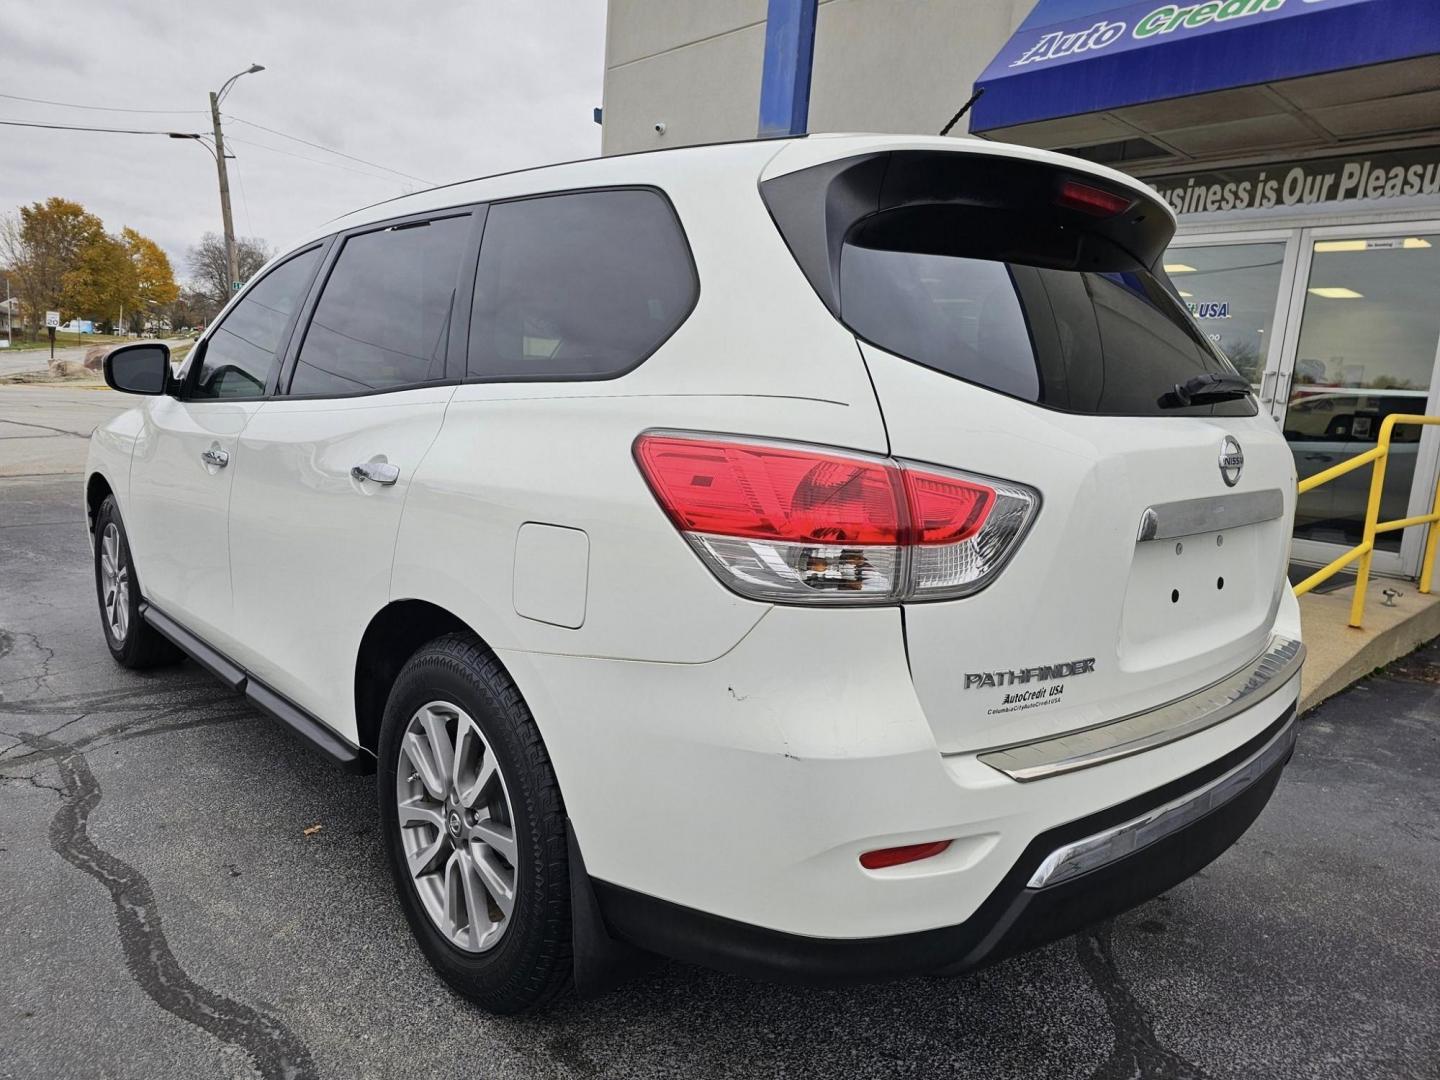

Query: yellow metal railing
[{"left": 1291, "top": 413, "right": 1440, "bottom": 627}]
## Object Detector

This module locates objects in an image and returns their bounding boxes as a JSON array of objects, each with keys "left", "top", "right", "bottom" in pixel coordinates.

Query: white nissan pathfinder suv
[{"left": 87, "top": 134, "right": 1305, "bottom": 1013}]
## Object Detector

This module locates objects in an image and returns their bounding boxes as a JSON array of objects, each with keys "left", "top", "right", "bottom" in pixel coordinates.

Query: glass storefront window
[
  {"left": 1288, "top": 235, "right": 1440, "bottom": 551},
  {"left": 1163, "top": 242, "right": 1285, "bottom": 388}
]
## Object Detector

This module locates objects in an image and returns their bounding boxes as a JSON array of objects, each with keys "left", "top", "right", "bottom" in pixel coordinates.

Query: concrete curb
[{"left": 1298, "top": 590, "right": 1440, "bottom": 714}]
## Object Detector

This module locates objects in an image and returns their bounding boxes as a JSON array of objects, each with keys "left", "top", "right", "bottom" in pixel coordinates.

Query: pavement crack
[
  {"left": 1078, "top": 925, "right": 1213, "bottom": 1080},
  {"left": 20, "top": 732, "right": 318, "bottom": 1080},
  {"left": 0, "top": 418, "right": 87, "bottom": 438}
]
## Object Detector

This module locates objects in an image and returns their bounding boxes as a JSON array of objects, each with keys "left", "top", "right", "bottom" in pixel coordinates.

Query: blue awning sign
[
  {"left": 971, "top": 0, "right": 1440, "bottom": 133},
  {"left": 994, "top": 0, "right": 1374, "bottom": 73}
]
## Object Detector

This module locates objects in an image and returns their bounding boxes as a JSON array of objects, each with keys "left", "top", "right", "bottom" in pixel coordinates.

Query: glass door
[
  {"left": 1162, "top": 233, "right": 1299, "bottom": 415},
  {"left": 1279, "top": 225, "right": 1440, "bottom": 575}
]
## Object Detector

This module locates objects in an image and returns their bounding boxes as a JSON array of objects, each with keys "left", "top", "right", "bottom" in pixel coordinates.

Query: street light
[{"left": 209, "top": 64, "right": 264, "bottom": 296}]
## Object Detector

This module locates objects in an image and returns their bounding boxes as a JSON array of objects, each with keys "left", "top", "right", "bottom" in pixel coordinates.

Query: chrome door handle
[
  {"left": 201, "top": 447, "right": 229, "bottom": 468},
  {"left": 351, "top": 462, "right": 400, "bottom": 486}
]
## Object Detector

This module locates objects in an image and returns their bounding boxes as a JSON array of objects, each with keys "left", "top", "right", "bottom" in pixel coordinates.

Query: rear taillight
[{"left": 634, "top": 433, "right": 1038, "bottom": 605}]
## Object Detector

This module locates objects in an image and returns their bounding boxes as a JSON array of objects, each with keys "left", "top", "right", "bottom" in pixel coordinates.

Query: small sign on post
[{"left": 45, "top": 310, "right": 59, "bottom": 359}]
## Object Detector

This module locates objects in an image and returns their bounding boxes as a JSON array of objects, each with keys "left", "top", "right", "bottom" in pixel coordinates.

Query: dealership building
[{"left": 601, "top": 0, "right": 1440, "bottom": 581}]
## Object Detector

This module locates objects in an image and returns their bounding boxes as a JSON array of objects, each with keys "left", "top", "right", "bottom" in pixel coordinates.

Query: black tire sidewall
[{"left": 377, "top": 638, "right": 569, "bottom": 1012}]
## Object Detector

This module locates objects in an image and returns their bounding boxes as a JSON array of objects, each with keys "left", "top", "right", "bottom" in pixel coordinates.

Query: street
[
  {"left": 0, "top": 339, "right": 190, "bottom": 380},
  {"left": 0, "top": 460, "right": 1437, "bottom": 1079}
]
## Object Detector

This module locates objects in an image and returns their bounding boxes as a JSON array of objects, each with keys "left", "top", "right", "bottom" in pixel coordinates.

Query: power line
[
  {"left": 0, "top": 117, "right": 202, "bottom": 136},
  {"left": 0, "top": 91, "right": 204, "bottom": 115},
  {"left": 224, "top": 135, "right": 416, "bottom": 187},
  {"left": 224, "top": 114, "right": 435, "bottom": 185}
]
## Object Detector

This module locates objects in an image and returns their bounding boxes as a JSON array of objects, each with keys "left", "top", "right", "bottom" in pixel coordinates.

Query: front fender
[{"left": 85, "top": 404, "right": 147, "bottom": 543}]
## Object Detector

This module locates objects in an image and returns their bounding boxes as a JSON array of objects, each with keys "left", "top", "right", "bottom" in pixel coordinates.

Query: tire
[
  {"left": 93, "top": 496, "right": 183, "bottom": 669},
  {"left": 377, "top": 633, "right": 572, "bottom": 1013}
]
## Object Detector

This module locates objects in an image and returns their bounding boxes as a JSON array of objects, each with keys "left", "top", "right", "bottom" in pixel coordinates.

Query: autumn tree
[
  {"left": 123, "top": 228, "right": 180, "bottom": 317},
  {"left": 62, "top": 233, "right": 136, "bottom": 325},
  {"left": 0, "top": 197, "right": 105, "bottom": 334},
  {"left": 188, "top": 232, "right": 272, "bottom": 305}
]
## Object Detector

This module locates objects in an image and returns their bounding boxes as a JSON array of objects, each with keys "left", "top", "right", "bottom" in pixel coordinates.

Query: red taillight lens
[
  {"left": 860, "top": 840, "right": 951, "bottom": 870},
  {"left": 634, "top": 435, "right": 903, "bottom": 545},
  {"left": 1056, "top": 178, "right": 1134, "bottom": 218},
  {"left": 903, "top": 469, "right": 994, "bottom": 545},
  {"left": 634, "top": 433, "right": 1037, "bottom": 605}
]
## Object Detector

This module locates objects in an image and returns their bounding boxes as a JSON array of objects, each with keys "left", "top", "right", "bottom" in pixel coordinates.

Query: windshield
[{"left": 839, "top": 228, "right": 1256, "bottom": 418}]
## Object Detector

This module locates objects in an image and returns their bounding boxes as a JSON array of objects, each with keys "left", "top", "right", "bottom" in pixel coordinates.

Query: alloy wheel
[
  {"left": 99, "top": 522, "right": 130, "bottom": 644},
  {"left": 396, "top": 701, "right": 519, "bottom": 953}
]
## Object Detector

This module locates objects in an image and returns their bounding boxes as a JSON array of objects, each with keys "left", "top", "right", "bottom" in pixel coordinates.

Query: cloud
[{"left": 0, "top": 0, "right": 606, "bottom": 282}]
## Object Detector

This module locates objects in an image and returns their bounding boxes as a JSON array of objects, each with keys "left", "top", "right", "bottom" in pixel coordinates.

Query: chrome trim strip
[
  {"left": 1026, "top": 712, "right": 1296, "bottom": 889},
  {"left": 1136, "top": 489, "right": 1285, "bottom": 542},
  {"left": 977, "top": 635, "right": 1305, "bottom": 782}
]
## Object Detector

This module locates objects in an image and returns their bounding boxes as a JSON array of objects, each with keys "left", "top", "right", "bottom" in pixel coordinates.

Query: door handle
[
  {"left": 201, "top": 447, "right": 229, "bottom": 468},
  {"left": 351, "top": 462, "right": 400, "bottom": 486}
]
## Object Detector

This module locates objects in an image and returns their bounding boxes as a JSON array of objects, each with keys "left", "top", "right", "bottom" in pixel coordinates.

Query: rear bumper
[{"left": 592, "top": 704, "right": 1295, "bottom": 984}]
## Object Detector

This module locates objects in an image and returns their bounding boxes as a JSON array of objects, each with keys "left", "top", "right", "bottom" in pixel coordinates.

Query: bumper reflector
[{"left": 860, "top": 840, "right": 952, "bottom": 870}]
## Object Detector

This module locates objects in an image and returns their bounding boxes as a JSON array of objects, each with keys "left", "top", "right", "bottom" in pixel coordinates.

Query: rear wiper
[{"left": 1159, "top": 372, "right": 1253, "bottom": 408}]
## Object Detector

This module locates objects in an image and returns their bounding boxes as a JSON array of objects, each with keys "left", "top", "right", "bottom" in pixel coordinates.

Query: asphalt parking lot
[{"left": 2, "top": 465, "right": 1438, "bottom": 1080}]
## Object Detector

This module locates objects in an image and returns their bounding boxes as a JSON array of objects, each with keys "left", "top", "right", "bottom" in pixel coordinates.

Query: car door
[
  {"left": 126, "top": 245, "right": 324, "bottom": 651},
  {"left": 224, "top": 209, "right": 480, "bottom": 741}
]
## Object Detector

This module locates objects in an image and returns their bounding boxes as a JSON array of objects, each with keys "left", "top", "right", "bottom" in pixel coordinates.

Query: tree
[
  {"left": 188, "top": 232, "right": 272, "bottom": 305},
  {"left": 162, "top": 287, "right": 219, "bottom": 333},
  {"left": 123, "top": 228, "right": 180, "bottom": 318},
  {"left": 62, "top": 233, "right": 136, "bottom": 325},
  {"left": 0, "top": 197, "right": 105, "bottom": 334}
]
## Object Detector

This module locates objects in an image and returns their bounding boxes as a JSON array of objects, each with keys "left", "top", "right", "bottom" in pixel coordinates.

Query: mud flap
[{"left": 568, "top": 821, "right": 658, "bottom": 997}]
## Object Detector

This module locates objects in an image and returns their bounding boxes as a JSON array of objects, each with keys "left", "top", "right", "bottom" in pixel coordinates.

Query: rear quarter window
[{"left": 467, "top": 188, "right": 696, "bottom": 381}]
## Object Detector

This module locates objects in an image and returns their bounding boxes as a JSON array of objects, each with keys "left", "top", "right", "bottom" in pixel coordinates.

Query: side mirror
[{"left": 104, "top": 342, "right": 172, "bottom": 395}]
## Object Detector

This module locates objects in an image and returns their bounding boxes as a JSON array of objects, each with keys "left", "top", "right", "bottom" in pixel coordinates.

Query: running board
[{"left": 140, "top": 602, "right": 365, "bottom": 770}]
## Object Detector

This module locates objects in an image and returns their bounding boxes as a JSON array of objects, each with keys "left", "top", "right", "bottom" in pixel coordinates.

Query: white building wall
[{"left": 601, "top": 0, "right": 1033, "bottom": 156}]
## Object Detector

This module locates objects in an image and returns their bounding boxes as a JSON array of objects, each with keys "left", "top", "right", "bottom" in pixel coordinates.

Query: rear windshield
[
  {"left": 760, "top": 151, "right": 1256, "bottom": 419},
  {"left": 839, "top": 212, "right": 1255, "bottom": 417}
]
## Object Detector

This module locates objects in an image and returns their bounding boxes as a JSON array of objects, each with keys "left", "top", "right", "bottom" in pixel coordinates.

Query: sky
[{"left": 1, "top": 0, "right": 607, "bottom": 286}]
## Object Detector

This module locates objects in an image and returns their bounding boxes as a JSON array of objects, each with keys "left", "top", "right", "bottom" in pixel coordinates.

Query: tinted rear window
[
  {"left": 467, "top": 188, "right": 695, "bottom": 380},
  {"left": 840, "top": 217, "right": 1254, "bottom": 417},
  {"left": 761, "top": 151, "right": 1255, "bottom": 418}
]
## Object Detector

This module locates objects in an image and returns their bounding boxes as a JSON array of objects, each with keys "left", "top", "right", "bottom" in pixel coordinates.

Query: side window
[
  {"left": 191, "top": 246, "right": 322, "bottom": 399},
  {"left": 468, "top": 189, "right": 695, "bottom": 380},
  {"left": 289, "top": 214, "right": 471, "bottom": 396}
]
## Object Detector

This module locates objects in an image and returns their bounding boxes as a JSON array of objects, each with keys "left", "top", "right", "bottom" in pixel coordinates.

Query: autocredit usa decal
[
  {"left": 1002, "top": 0, "right": 1369, "bottom": 70},
  {"left": 965, "top": 658, "right": 1097, "bottom": 716}
]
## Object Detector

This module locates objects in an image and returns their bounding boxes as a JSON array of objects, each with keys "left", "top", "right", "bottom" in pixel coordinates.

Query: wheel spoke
[
  {"left": 456, "top": 746, "right": 499, "bottom": 809},
  {"left": 398, "top": 797, "right": 445, "bottom": 831},
  {"left": 443, "top": 849, "right": 466, "bottom": 937},
  {"left": 418, "top": 707, "right": 455, "bottom": 793},
  {"left": 402, "top": 731, "right": 449, "bottom": 801},
  {"left": 471, "top": 844, "right": 516, "bottom": 920},
  {"left": 457, "top": 850, "right": 497, "bottom": 948},
  {"left": 471, "top": 818, "right": 516, "bottom": 865},
  {"left": 407, "top": 830, "right": 448, "bottom": 878}
]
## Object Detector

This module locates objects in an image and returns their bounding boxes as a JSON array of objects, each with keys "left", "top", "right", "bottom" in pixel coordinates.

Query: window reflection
[
  {"left": 1161, "top": 242, "right": 1285, "bottom": 387},
  {"left": 1288, "top": 236, "right": 1440, "bottom": 552}
]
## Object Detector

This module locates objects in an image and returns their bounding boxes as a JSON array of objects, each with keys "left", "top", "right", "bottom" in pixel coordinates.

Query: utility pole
[
  {"left": 209, "top": 89, "right": 238, "bottom": 297},
  {"left": 205, "top": 64, "right": 264, "bottom": 298}
]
